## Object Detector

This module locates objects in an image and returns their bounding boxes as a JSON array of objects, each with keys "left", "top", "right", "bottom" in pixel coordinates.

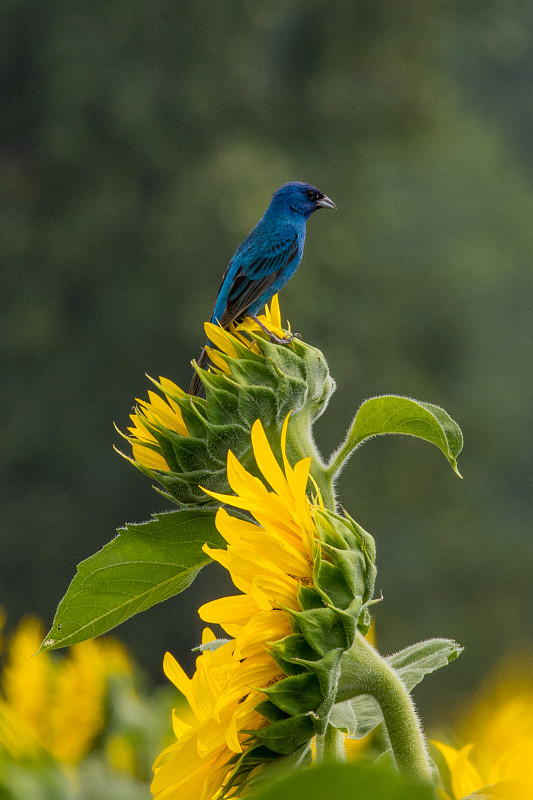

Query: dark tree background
[{"left": 2, "top": 1, "right": 532, "bottom": 726}]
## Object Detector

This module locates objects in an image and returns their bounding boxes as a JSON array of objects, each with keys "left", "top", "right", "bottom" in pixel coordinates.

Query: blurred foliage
[{"left": 1, "top": 0, "right": 532, "bottom": 726}]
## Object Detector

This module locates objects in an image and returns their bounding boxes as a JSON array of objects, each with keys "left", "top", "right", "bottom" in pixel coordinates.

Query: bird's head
[{"left": 271, "top": 182, "right": 337, "bottom": 218}]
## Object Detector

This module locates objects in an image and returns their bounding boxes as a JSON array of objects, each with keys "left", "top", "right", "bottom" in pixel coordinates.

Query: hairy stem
[
  {"left": 322, "top": 724, "right": 347, "bottom": 764},
  {"left": 337, "top": 633, "right": 432, "bottom": 782},
  {"left": 325, "top": 431, "right": 363, "bottom": 482}
]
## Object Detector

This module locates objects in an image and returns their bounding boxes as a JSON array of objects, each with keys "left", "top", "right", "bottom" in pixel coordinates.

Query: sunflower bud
[{"left": 117, "top": 302, "right": 335, "bottom": 507}]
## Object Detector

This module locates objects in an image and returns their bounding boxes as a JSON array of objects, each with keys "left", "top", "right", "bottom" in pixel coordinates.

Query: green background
[{"left": 2, "top": 1, "right": 532, "bottom": 728}]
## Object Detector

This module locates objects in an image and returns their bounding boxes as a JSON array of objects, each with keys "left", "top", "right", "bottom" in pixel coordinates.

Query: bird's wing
[{"left": 217, "top": 234, "right": 299, "bottom": 327}]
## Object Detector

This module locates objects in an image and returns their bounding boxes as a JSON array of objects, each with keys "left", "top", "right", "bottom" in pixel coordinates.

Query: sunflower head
[
  {"left": 195, "top": 416, "right": 376, "bottom": 788},
  {"left": 117, "top": 298, "right": 335, "bottom": 507},
  {"left": 151, "top": 414, "right": 379, "bottom": 799}
]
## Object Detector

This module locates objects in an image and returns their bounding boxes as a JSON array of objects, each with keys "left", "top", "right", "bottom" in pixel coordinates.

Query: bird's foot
[{"left": 251, "top": 315, "right": 300, "bottom": 345}]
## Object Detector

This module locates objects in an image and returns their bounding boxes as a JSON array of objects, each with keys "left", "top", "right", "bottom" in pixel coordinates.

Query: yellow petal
[
  {"left": 198, "top": 594, "right": 261, "bottom": 637},
  {"left": 202, "top": 543, "right": 230, "bottom": 572},
  {"left": 280, "top": 412, "right": 294, "bottom": 480},
  {"left": 164, "top": 652, "right": 192, "bottom": 700},
  {"left": 269, "top": 294, "right": 282, "bottom": 328},
  {"left": 140, "top": 391, "right": 188, "bottom": 437},
  {"left": 203, "top": 346, "right": 230, "bottom": 374},
  {"left": 226, "top": 449, "right": 270, "bottom": 499},
  {"left": 234, "top": 610, "right": 291, "bottom": 659},
  {"left": 204, "top": 323, "right": 238, "bottom": 358},
  {"left": 251, "top": 419, "right": 291, "bottom": 502},
  {"left": 128, "top": 413, "right": 157, "bottom": 442},
  {"left": 131, "top": 442, "right": 169, "bottom": 471},
  {"left": 212, "top": 507, "right": 263, "bottom": 547},
  {"left": 218, "top": 654, "right": 279, "bottom": 713},
  {"left": 452, "top": 744, "right": 485, "bottom": 798},
  {"left": 171, "top": 707, "right": 192, "bottom": 739},
  {"left": 433, "top": 741, "right": 484, "bottom": 799},
  {"left": 233, "top": 529, "right": 311, "bottom": 577},
  {"left": 158, "top": 376, "right": 187, "bottom": 399}
]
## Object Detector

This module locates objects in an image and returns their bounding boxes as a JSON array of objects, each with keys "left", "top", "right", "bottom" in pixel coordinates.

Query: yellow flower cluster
[
  {"left": 0, "top": 614, "right": 131, "bottom": 765},
  {"left": 152, "top": 414, "right": 319, "bottom": 800},
  {"left": 200, "top": 412, "right": 315, "bottom": 632}
]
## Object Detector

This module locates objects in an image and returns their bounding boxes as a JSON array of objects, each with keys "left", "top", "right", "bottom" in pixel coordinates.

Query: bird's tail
[{"left": 189, "top": 346, "right": 209, "bottom": 396}]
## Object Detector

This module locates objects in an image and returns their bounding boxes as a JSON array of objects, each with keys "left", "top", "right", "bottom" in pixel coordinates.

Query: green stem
[
  {"left": 315, "top": 725, "right": 346, "bottom": 764},
  {"left": 337, "top": 633, "right": 432, "bottom": 782},
  {"left": 315, "top": 731, "right": 325, "bottom": 763},
  {"left": 321, "top": 724, "right": 346, "bottom": 764},
  {"left": 287, "top": 411, "right": 337, "bottom": 511},
  {"left": 325, "top": 434, "right": 362, "bottom": 482}
]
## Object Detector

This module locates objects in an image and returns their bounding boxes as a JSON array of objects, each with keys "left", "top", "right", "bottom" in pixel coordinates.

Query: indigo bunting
[{"left": 190, "top": 181, "right": 336, "bottom": 395}]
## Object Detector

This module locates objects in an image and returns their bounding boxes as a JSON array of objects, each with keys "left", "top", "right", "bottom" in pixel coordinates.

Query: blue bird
[{"left": 190, "top": 181, "right": 336, "bottom": 395}]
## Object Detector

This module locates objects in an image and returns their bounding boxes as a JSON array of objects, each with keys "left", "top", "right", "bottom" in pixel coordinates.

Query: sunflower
[
  {"left": 120, "top": 297, "right": 290, "bottom": 475},
  {"left": 152, "top": 414, "right": 322, "bottom": 799}
]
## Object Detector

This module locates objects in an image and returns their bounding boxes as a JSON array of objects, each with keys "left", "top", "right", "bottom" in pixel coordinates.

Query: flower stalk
[{"left": 337, "top": 632, "right": 433, "bottom": 782}]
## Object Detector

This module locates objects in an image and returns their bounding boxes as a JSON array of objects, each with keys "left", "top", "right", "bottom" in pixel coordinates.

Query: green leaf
[
  {"left": 247, "top": 761, "right": 437, "bottom": 800},
  {"left": 330, "top": 395, "right": 463, "bottom": 476},
  {"left": 387, "top": 638, "right": 464, "bottom": 692},
  {"left": 221, "top": 742, "right": 312, "bottom": 800},
  {"left": 329, "top": 695, "right": 382, "bottom": 738},
  {"left": 331, "top": 638, "right": 462, "bottom": 738},
  {"left": 41, "top": 509, "right": 223, "bottom": 651}
]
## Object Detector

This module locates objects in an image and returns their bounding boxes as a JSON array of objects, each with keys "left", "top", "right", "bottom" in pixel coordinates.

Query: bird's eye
[{"left": 306, "top": 189, "right": 319, "bottom": 200}]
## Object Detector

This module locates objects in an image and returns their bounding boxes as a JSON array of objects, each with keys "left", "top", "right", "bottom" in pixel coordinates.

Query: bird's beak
[{"left": 316, "top": 194, "right": 337, "bottom": 210}]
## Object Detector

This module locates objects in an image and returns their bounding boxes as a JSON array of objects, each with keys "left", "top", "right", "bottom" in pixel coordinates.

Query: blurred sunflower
[
  {"left": 433, "top": 657, "right": 533, "bottom": 799},
  {"left": 0, "top": 614, "right": 131, "bottom": 765}
]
